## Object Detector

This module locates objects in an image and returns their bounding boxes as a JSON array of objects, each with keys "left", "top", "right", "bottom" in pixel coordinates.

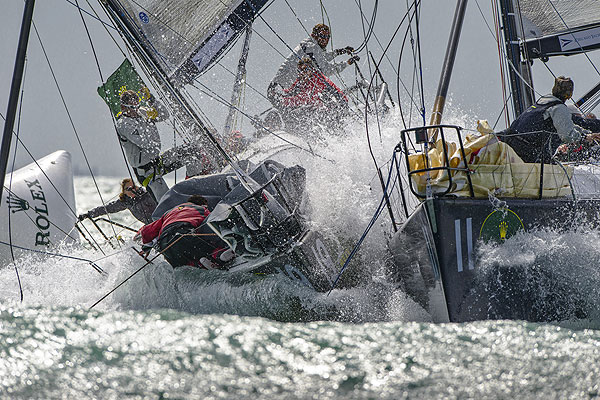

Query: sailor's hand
[
  {"left": 140, "top": 86, "right": 153, "bottom": 102},
  {"left": 557, "top": 144, "right": 569, "bottom": 154},
  {"left": 133, "top": 232, "right": 142, "bottom": 242},
  {"left": 336, "top": 46, "right": 354, "bottom": 55},
  {"left": 144, "top": 107, "right": 159, "bottom": 120},
  {"left": 347, "top": 55, "right": 360, "bottom": 65},
  {"left": 585, "top": 133, "right": 600, "bottom": 143},
  {"left": 77, "top": 213, "right": 89, "bottom": 222}
]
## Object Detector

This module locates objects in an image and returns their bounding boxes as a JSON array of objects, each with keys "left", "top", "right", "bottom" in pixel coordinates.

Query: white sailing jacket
[
  {"left": 270, "top": 36, "right": 349, "bottom": 90},
  {"left": 116, "top": 100, "right": 169, "bottom": 168}
]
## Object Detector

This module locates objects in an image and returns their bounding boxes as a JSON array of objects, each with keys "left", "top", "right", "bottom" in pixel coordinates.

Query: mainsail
[
  {"left": 103, "top": 0, "right": 269, "bottom": 84},
  {"left": 517, "top": 0, "right": 600, "bottom": 58}
]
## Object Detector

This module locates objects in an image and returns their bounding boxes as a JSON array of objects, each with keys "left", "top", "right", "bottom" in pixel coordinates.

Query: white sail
[{"left": 517, "top": 0, "right": 600, "bottom": 38}]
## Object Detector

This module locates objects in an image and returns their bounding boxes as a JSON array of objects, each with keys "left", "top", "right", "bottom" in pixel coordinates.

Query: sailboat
[
  {"left": 386, "top": 0, "right": 600, "bottom": 322},
  {"left": 1, "top": 0, "right": 398, "bottom": 296}
]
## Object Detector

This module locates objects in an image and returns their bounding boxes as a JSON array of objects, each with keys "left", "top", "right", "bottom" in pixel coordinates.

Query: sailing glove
[
  {"left": 77, "top": 213, "right": 89, "bottom": 221},
  {"left": 347, "top": 55, "right": 360, "bottom": 65},
  {"left": 336, "top": 46, "right": 354, "bottom": 55}
]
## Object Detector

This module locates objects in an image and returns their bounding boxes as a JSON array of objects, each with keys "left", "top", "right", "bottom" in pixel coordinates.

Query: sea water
[{"left": 2, "top": 110, "right": 600, "bottom": 398}]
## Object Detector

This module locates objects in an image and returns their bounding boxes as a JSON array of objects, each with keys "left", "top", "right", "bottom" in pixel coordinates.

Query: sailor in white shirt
[{"left": 116, "top": 88, "right": 170, "bottom": 202}]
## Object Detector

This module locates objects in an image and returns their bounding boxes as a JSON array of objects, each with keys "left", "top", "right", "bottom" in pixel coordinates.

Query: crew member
[
  {"left": 117, "top": 87, "right": 170, "bottom": 202},
  {"left": 276, "top": 57, "right": 349, "bottom": 128},
  {"left": 502, "top": 76, "right": 600, "bottom": 162},
  {"left": 78, "top": 178, "right": 157, "bottom": 224},
  {"left": 136, "top": 195, "right": 233, "bottom": 269},
  {"left": 267, "top": 24, "right": 358, "bottom": 114}
]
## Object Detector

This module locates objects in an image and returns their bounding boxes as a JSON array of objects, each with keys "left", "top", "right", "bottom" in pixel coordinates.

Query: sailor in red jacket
[
  {"left": 271, "top": 56, "right": 349, "bottom": 129},
  {"left": 137, "top": 194, "right": 231, "bottom": 268}
]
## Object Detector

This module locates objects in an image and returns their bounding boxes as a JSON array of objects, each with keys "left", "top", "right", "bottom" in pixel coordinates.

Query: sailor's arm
[
  {"left": 548, "top": 104, "right": 589, "bottom": 142},
  {"left": 140, "top": 86, "right": 170, "bottom": 121},
  {"left": 148, "top": 98, "right": 170, "bottom": 121},
  {"left": 319, "top": 58, "right": 350, "bottom": 76},
  {"left": 138, "top": 216, "right": 164, "bottom": 244},
  {"left": 86, "top": 199, "right": 128, "bottom": 219}
]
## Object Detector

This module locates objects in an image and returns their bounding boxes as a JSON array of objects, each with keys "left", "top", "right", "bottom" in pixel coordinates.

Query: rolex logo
[{"left": 7, "top": 194, "right": 30, "bottom": 213}]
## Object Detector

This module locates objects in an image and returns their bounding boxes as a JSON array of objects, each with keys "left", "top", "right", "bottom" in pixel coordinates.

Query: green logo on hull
[{"left": 479, "top": 209, "right": 524, "bottom": 243}]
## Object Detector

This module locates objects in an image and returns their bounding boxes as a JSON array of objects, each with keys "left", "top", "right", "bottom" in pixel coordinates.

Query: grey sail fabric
[
  {"left": 517, "top": 0, "right": 600, "bottom": 38},
  {"left": 115, "top": 0, "right": 243, "bottom": 75}
]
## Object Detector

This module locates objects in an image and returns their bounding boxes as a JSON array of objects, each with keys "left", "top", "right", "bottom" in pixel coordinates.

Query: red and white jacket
[
  {"left": 139, "top": 202, "right": 210, "bottom": 244},
  {"left": 281, "top": 71, "right": 348, "bottom": 109}
]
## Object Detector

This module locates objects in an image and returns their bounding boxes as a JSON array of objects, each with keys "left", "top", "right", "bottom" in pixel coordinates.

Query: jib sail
[{"left": 103, "top": 0, "right": 269, "bottom": 84}]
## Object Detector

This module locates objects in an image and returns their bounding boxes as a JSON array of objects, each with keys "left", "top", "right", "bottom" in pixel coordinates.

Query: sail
[
  {"left": 517, "top": 0, "right": 600, "bottom": 58},
  {"left": 104, "top": 0, "right": 269, "bottom": 83}
]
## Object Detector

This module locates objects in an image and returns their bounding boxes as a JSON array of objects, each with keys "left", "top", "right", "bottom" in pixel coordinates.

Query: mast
[
  {"left": 0, "top": 0, "right": 35, "bottom": 206},
  {"left": 428, "top": 0, "right": 468, "bottom": 140},
  {"left": 499, "top": 0, "right": 534, "bottom": 120},
  {"left": 224, "top": 26, "right": 253, "bottom": 137}
]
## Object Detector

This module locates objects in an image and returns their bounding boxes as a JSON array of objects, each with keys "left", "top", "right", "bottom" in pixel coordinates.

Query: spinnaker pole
[
  {"left": 429, "top": 0, "right": 468, "bottom": 141},
  {"left": 0, "top": 0, "right": 35, "bottom": 206}
]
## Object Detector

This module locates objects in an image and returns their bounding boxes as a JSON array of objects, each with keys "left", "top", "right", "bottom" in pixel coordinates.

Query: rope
[
  {"left": 354, "top": 0, "right": 379, "bottom": 53},
  {"left": 545, "top": 0, "right": 600, "bottom": 78},
  {"left": 328, "top": 155, "right": 398, "bottom": 293},
  {"left": 189, "top": 80, "right": 334, "bottom": 162},
  {"left": 88, "top": 231, "right": 209, "bottom": 309},
  {"left": 0, "top": 240, "right": 105, "bottom": 275},
  {"left": 73, "top": 0, "right": 123, "bottom": 244}
]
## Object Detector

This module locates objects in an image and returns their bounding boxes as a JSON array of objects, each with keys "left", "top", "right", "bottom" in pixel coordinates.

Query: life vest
[{"left": 502, "top": 99, "right": 563, "bottom": 163}]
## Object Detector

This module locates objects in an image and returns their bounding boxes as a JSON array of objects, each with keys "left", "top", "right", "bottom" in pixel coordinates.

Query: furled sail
[
  {"left": 517, "top": 0, "right": 600, "bottom": 59},
  {"left": 104, "top": 0, "right": 269, "bottom": 84}
]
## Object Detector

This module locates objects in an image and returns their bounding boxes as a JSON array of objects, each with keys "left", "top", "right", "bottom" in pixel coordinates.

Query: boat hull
[{"left": 388, "top": 197, "right": 600, "bottom": 322}]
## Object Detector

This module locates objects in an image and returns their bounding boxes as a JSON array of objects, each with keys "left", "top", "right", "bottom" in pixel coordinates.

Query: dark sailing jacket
[
  {"left": 502, "top": 97, "right": 563, "bottom": 163},
  {"left": 86, "top": 190, "right": 157, "bottom": 224},
  {"left": 502, "top": 95, "right": 587, "bottom": 163}
]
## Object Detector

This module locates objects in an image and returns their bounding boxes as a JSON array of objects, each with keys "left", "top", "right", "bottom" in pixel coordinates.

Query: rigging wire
[
  {"left": 24, "top": 22, "right": 106, "bottom": 249},
  {"left": 328, "top": 154, "right": 399, "bottom": 293},
  {"left": 360, "top": 2, "right": 423, "bottom": 231},
  {"left": 6, "top": 58, "right": 28, "bottom": 302},
  {"left": 0, "top": 240, "right": 105, "bottom": 274},
  {"left": 63, "top": 0, "right": 116, "bottom": 30},
  {"left": 68, "top": 1, "right": 123, "bottom": 244},
  {"left": 188, "top": 80, "right": 333, "bottom": 162},
  {"left": 489, "top": 0, "right": 510, "bottom": 127},
  {"left": 352, "top": 0, "right": 399, "bottom": 76},
  {"left": 545, "top": 0, "right": 600, "bottom": 78},
  {"left": 354, "top": 0, "right": 379, "bottom": 53},
  {"left": 413, "top": 0, "right": 426, "bottom": 126},
  {"left": 365, "top": 2, "right": 421, "bottom": 170},
  {"left": 394, "top": 1, "right": 426, "bottom": 129}
]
